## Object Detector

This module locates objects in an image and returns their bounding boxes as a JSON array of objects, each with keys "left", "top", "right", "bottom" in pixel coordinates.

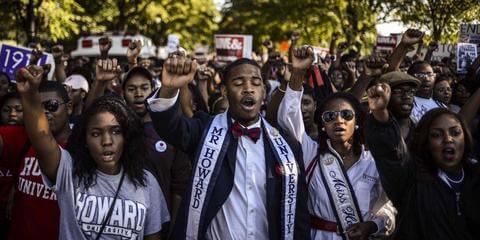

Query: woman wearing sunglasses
[
  {"left": 366, "top": 83, "right": 480, "bottom": 240},
  {"left": 277, "top": 47, "right": 392, "bottom": 240},
  {"left": 16, "top": 64, "right": 169, "bottom": 240}
]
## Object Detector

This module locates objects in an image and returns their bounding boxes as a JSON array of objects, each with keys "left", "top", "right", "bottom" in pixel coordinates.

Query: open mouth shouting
[
  {"left": 240, "top": 96, "right": 257, "bottom": 112},
  {"left": 442, "top": 146, "right": 456, "bottom": 162},
  {"left": 101, "top": 151, "right": 115, "bottom": 162}
]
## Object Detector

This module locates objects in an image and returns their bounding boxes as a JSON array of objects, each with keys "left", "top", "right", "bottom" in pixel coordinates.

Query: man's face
[
  {"left": 124, "top": 75, "right": 152, "bottom": 117},
  {"left": 69, "top": 88, "right": 86, "bottom": 106},
  {"left": 40, "top": 91, "right": 71, "bottom": 136},
  {"left": 222, "top": 64, "right": 265, "bottom": 126},
  {"left": 301, "top": 94, "right": 316, "bottom": 128},
  {"left": 389, "top": 83, "right": 416, "bottom": 119},
  {"left": 413, "top": 65, "right": 435, "bottom": 98},
  {"left": 1, "top": 97, "right": 23, "bottom": 125}
]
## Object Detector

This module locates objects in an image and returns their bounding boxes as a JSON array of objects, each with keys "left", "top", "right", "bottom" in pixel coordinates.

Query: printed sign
[
  {"left": 0, "top": 44, "right": 55, "bottom": 82},
  {"left": 375, "top": 35, "right": 398, "bottom": 54},
  {"left": 457, "top": 43, "right": 477, "bottom": 74},
  {"left": 166, "top": 34, "right": 180, "bottom": 54},
  {"left": 214, "top": 34, "right": 253, "bottom": 63},
  {"left": 459, "top": 24, "right": 480, "bottom": 46}
]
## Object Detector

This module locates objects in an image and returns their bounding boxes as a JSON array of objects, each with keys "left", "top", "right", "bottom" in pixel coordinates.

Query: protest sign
[
  {"left": 459, "top": 24, "right": 480, "bottom": 46},
  {"left": 166, "top": 34, "right": 180, "bottom": 54},
  {"left": 375, "top": 35, "right": 398, "bottom": 54},
  {"left": 456, "top": 43, "right": 477, "bottom": 74},
  {"left": 0, "top": 44, "right": 54, "bottom": 82},
  {"left": 214, "top": 34, "right": 252, "bottom": 63}
]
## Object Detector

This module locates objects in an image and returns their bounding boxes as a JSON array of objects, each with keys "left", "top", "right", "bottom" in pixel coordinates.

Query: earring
[
  {"left": 355, "top": 125, "right": 359, "bottom": 130},
  {"left": 321, "top": 127, "right": 325, "bottom": 131}
]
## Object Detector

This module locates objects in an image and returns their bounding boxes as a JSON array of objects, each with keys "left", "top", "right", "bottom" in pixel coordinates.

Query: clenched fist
[
  {"left": 292, "top": 46, "right": 314, "bottom": 70},
  {"left": 16, "top": 65, "right": 44, "bottom": 95},
  {"left": 162, "top": 55, "right": 197, "bottom": 90}
]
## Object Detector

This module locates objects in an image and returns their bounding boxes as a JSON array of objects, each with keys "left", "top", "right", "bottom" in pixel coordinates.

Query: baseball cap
[
  {"left": 122, "top": 66, "right": 154, "bottom": 89},
  {"left": 64, "top": 74, "right": 89, "bottom": 93}
]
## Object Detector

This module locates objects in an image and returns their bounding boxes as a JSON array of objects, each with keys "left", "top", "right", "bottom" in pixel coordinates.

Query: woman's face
[
  {"left": 428, "top": 114, "right": 465, "bottom": 172},
  {"left": 321, "top": 98, "right": 356, "bottom": 144},
  {"left": 330, "top": 70, "right": 345, "bottom": 90},
  {"left": 1, "top": 97, "right": 23, "bottom": 125},
  {"left": 86, "top": 111, "right": 124, "bottom": 175},
  {"left": 453, "top": 84, "right": 470, "bottom": 105},
  {"left": 433, "top": 80, "right": 452, "bottom": 105}
]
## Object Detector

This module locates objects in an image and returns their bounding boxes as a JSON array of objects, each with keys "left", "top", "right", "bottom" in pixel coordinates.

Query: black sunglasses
[
  {"left": 321, "top": 109, "right": 355, "bottom": 123},
  {"left": 42, "top": 99, "right": 66, "bottom": 112}
]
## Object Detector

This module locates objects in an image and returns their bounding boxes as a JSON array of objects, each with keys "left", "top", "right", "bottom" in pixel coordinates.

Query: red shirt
[{"left": 0, "top": 126, "right": 61, "bottom": 240}]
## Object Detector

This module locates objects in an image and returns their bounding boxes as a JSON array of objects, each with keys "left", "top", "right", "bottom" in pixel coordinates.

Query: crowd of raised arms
[{"left": 0, "top": 28, "right": 480, "bottom": 240}]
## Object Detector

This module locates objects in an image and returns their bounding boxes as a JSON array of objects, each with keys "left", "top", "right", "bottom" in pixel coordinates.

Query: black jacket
[
  {"left": 149, "top": 99, "right": 310, "bottom": 240},
  {"left": 365, "top": 114, "right": 480, "bottom": 240}
]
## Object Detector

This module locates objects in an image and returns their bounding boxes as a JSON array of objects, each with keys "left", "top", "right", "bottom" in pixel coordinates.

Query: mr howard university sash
[
  {"left": 317, "top": 142, "right": 363, "bottom": 239},
  {"left": 186, "top": 112, "right": 299, "bottom": 240}
]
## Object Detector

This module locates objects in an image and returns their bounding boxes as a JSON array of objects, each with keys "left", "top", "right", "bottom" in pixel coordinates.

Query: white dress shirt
[
  {"left": 277, "top": 85, "right": 394, "bottom": 240},
  {"left": 147, "top": 89, "right": 269, "bottom": 240}
]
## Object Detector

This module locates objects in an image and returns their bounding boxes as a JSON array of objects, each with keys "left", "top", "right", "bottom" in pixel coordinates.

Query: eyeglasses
[
  {"left": 414, "top": 72, "right": 436, "bottom": 79},
  {"left": 42, "top": 100, "right": 66, "bottom": 112},
  {"left": 392, "top": 88, "right": 417, "bottom": 96},
  {"left": 321, "top": 109, "right": 355, "bottom": 123}
]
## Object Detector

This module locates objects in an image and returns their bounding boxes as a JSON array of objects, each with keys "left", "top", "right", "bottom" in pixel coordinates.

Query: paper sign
[
  {"left": 166, "top": 35, "right": 180, "bottom": 54},
  {"left": 214, "top": 34, "right": 253, "bottom": 63},
  {"left": 375, "top": 35, "right": 398, "bottom": 54},
  {"left": 456, "top": 43, "right": 477, "bottom": 74},
  {"left": 459, "top": 24, "right": 480, "bottom": 45},
  {"left": 0, "top": 44, "right": 55, "bottom": 82}
]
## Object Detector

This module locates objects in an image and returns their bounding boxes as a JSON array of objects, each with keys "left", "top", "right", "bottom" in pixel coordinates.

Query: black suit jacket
[{"left": 149, "top": 99, "right": 310, "bottom": 240}]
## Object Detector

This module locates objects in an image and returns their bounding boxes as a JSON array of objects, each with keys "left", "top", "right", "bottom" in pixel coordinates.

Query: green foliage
[
  {"left": 219, "top": 0, "right": 396, "bottom": 55},
  {"left": 392, "top": 0, "right": 480, "bottom": 42}
]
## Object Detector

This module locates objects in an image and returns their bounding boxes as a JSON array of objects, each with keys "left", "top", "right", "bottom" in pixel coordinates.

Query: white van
[{"left": 70, "top": 31, "right": 156, "bottom": 59}]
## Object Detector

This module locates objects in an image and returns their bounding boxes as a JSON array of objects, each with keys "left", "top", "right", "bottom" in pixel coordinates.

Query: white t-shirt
[{"left": 43, "top": 148, "right": 170, "bottom": 240}]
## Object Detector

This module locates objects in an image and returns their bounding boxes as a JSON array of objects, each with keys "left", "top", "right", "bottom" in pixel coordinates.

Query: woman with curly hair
[
  {"left": 16, "top": 64, "right": 169, "bottom": 240},
  {"left": 277, "top": 47, "right": 393, "bottom": 240}
]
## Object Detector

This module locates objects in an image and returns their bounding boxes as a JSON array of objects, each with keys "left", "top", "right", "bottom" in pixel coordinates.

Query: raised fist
[
  {"left": 29, "top": 48, "right": 43, "bottom": 65},
  {"left": 162, "top": 55, "right": 197, "bottom": 89},
  {"left": 127, "top": 40, "right": 143, "bottom": 61},
  {"left": 98, "top": 36, "right": 112, "bottom": 59},
  {"left": 292, "top": 46, "right": 314, "bottom": 70},
  {"left": 263, "top": 40, "right": 273, "bottom": 49},
  {"left": 51, "top": 45, "right": 64, "bottom": 59},
  {"left": 362, "top": 55, "right": 388, "bottom": 77},
  {"left": 16, "top": 65, "right": 44, "bottom": 94},
  {"left": 401, "top": 29, "right": 424, "bottom": 46},
  {"left": 96, "top": 58, "right": 121, "bottom": 82},
  {"left": 367, "top": 83, "right": 391, "bottom": 111}
]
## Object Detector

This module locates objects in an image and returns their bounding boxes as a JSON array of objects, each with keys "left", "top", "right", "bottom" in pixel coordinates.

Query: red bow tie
[{"left": 231, "top": 122, "right": 261, "bottom": 143}]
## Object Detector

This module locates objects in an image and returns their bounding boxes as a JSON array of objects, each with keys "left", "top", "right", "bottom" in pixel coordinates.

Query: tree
[
  {"left": 391, "top": 0, "right": 480, "bottom": 42},
  {"left": 219, "top": 0, "right": 396, "bottom": 55},
  {"left": 0, "top": 0, "right": 92, "bottom": 45}
]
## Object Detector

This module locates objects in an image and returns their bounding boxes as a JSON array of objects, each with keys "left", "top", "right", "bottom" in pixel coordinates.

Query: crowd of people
[{"left": 0, "top": 27, "right": 479, "bottom": 240}]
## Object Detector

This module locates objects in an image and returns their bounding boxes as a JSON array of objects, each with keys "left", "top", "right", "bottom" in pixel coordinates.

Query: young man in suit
[{"left": 146, "top": 50, "right": 313, "bottom": 240}]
